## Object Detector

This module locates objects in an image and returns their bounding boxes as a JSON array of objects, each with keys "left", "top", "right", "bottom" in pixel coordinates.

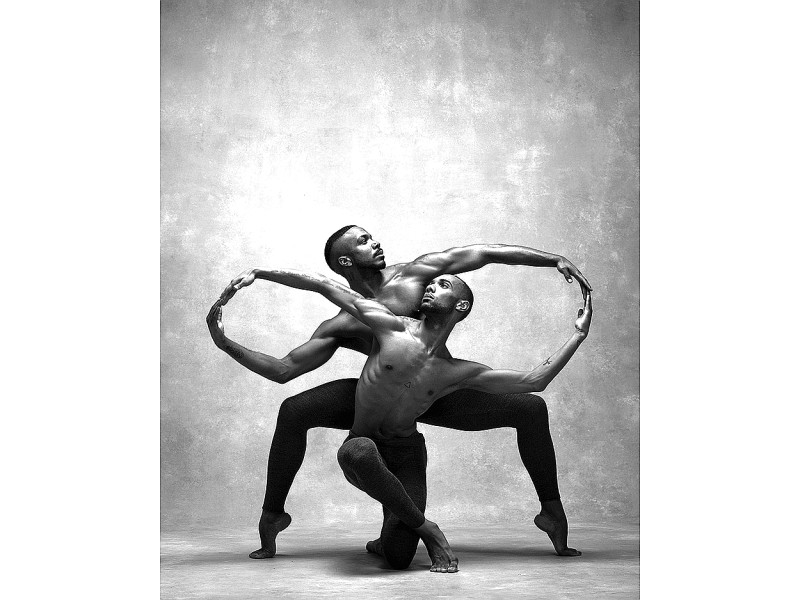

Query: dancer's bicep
[
  {"left": 457, "top": 364, "right": 540, "bottom": 394},
  {"left": 351, "top": 298, "right": 405, "bottom": 335}
]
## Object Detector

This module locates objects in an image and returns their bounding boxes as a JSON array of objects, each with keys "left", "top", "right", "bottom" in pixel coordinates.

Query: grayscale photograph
[{"left": 161, "top": 0, "right": 640, "bottom": 597}]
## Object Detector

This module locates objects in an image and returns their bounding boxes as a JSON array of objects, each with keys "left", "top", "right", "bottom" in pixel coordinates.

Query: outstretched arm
[
  {"left": 223, "top": 268, "right": 404, "bottom": 334},
  {"left": 406, "top": 244, "right": 591, "bottom": 291},
  {"left": 457, "top": 292, "right": 593, "bottom": 394},
  {"left": 206, "top": 299, "right": 360, "bottom": 383}
]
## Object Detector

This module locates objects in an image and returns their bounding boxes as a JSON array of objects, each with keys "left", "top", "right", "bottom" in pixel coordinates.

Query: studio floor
[{"left": 161, "top": 521, "right": 639, "bottom": 599}]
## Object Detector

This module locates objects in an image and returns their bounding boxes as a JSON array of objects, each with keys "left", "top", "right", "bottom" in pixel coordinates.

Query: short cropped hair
[
  {"left": 452, "top": 275, "right": 474, "bottom": 319},
  {"left": 324, "top": 225, "right": 358, "bottom": 271}
]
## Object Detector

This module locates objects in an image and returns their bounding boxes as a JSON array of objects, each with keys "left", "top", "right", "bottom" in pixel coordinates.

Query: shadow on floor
[
  {"left": 454, "top": 543, "right": 639, "bottom": 562},
  {"left": 161, "top": 543, "right": 636, "bottom": 579},
  {"left": 162, "top": 545, "right": 444, "bottom": 578}
]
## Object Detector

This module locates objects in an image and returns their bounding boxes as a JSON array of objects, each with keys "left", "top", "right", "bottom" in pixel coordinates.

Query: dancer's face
[
  {"left": 333, "top": 227, "right": 386, "bottom": 271},
  {"left": 420, "top": 275, "right": 470, "bottom": 316}
]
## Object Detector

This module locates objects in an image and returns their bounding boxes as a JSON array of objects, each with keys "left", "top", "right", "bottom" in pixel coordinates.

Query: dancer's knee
[
  {"left": 337, "top": 438, "right": 376, "bottom": 472},
  {"left": 385, "top": 551, "right": 414, "bottom": 570},
  {"left": 276, "top": 395, "right": 309, "bottom": 430},
  {"left": 380, "top": 519, "right": 419, "bottom": 570},
  {"left": 524, "top": 394, "right": 549, "bottom": 419},
  {"left": 382, "top": 540, "right": 416, "bottom": 570},
  {"left": 382, "top": 535, "right": 418, "bottom": 569}
]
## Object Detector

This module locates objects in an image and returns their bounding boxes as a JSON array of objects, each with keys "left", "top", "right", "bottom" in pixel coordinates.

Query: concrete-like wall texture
[{"left": 161, "top": 0, "right": 639, "bottom": 529}]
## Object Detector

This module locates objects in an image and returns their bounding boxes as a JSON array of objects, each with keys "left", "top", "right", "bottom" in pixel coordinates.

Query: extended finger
[{"left": 586, "top": 291, "right": 593, "bottom": 311}]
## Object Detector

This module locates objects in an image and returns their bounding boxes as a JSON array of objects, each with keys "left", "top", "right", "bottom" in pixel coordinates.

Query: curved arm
[
  {"left": 220, "top": 330, "right": 343, "bottom": 384},
  {"left": 405, "top": 244, "right": 591, "bottom": 290},
  {"left": 252, "top": 269, "right": 405, "bottom": 333},
  {"left": 461, "top": 332, "right": 586, "bottom": 394},
  {"left": 206, "top": 300, "right": 349, "bottom": 384},
  {"left": 458, "top": 291, "right": 592, "bottom": 393}
]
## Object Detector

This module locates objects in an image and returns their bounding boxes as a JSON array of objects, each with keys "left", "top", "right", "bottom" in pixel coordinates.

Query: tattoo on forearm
[
  {"left": 330, "top": 281, "right": 361, "bottom": 297},
  {"left": 227, "top": 346, "right": 245, "bottom": 360}
]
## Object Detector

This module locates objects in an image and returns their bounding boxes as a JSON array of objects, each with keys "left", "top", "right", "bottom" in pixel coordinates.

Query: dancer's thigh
[
  {"left": 279, "top": 378, "right": 358, "bottom": 430},
  {"left": 417, "top": 388, "right": 528, "bottom": 431}
]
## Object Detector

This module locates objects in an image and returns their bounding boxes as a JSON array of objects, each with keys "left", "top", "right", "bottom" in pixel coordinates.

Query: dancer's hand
[
  {"left": 556, "top": 257, "right": 592, "bottom": 292},
  {"left": 206, "top": 299, "right": 227, "bottom": 348},
  {"left": 574, "top": 291, "right": 592, "bottom": 338},
  {"left": 220, "top": 269, "right": 258, "bottom": 305}
]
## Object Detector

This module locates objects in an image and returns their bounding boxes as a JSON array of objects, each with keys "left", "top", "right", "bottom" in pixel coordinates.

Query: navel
[
  {"left": 427, "top": 390, "right": 434, "bottom": 396},
  {"left": 385, "top": 365, "right": 393, "bottom": 370}
]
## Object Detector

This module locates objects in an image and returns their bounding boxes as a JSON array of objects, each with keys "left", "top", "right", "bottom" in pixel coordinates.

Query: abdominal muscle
[
  {"left": 350, "top": 357, "right": 449, "bottom": 439},
  {"left": 352, "top": 333, "right": 451, "bottom": 439}
]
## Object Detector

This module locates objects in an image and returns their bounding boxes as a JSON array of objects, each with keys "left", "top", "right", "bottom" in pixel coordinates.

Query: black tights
[
  {"left": 263, "top": 379, "right": 560, "bottom": 514},
  {"left": 337, "top": 432, "right": 427, "bottom": 570}
]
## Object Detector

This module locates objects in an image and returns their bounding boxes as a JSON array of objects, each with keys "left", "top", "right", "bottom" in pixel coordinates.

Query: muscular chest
[
  {"left": 373, "top": 279, "right": 427, "bottom": 318},
  {"left": 369, "top": 336, "right": 449, "bottom": 397}
]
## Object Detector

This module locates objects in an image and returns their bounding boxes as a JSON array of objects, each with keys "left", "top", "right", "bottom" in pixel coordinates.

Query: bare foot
[
  {"left": 414, "top": 519, "right": 459, "bottom": 573},
  {"left": 366, "top": 538, "right": 385, "bottom": 557},
  {"left": 249, "top": 511, "right": 292, "bottom": 559},
  {"left": 535, "top": 500, "right": 581, "bottom": 556}
]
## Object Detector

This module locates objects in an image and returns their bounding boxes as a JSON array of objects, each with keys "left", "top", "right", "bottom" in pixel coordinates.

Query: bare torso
[
  {"left": 351, "top": 318, "right": 473, "bottom": 439},
  {"left": 324, "top": 264, "right": 454, "bottom": 359}
]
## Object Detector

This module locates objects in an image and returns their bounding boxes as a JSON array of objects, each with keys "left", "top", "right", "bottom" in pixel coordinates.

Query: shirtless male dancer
[
  {"left": 210, "top": 269, "right": 592, "bottom": 572},
  {"left": 207, "top": 225, "right": 591, "bottom": 559}
]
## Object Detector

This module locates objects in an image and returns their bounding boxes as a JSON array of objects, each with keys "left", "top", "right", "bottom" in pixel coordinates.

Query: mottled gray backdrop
[{"left": 161, "top": 0, "right": 639, "bottom": 530}]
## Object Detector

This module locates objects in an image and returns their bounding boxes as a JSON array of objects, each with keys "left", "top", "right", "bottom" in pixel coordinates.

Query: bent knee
[
  {"left": 524, "top": 394, "right": 549, "bottom": 416},
  {"left": 529, "top": 394, "right": 547, "bottom": 407},
  {"left": 384, "top": 549, "right": 415, "bottom": 570},
  {"left": 276, "top": 395, "right": 309, "bottom": 428},
  {"left": 337, "top": 438, "right": 376, "bottom": 469}
]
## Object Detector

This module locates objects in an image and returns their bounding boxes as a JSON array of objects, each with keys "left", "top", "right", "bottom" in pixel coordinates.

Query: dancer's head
[
  {"left": 419, "top": 274, "right": 473, "bottom": 322},
  {"left": 324, "top": 225, "right": 386, "bottom": 275}
]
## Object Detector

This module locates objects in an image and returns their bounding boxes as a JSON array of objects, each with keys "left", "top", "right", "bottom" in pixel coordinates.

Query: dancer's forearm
[
  {"left": 252, "top": 268, "right": 364, "bottom": 310},
  {"left": 523, "top": 331, "right": 586, "bottom": 391},
  {"left": 220, "top": 339, "right": 293, "bottom": 382},
  {"left": 219, "top": 334, "right": 340, "bottom": 384},
  {"left": 409, "top": 244, "right": 590, "bottom": 290}
]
